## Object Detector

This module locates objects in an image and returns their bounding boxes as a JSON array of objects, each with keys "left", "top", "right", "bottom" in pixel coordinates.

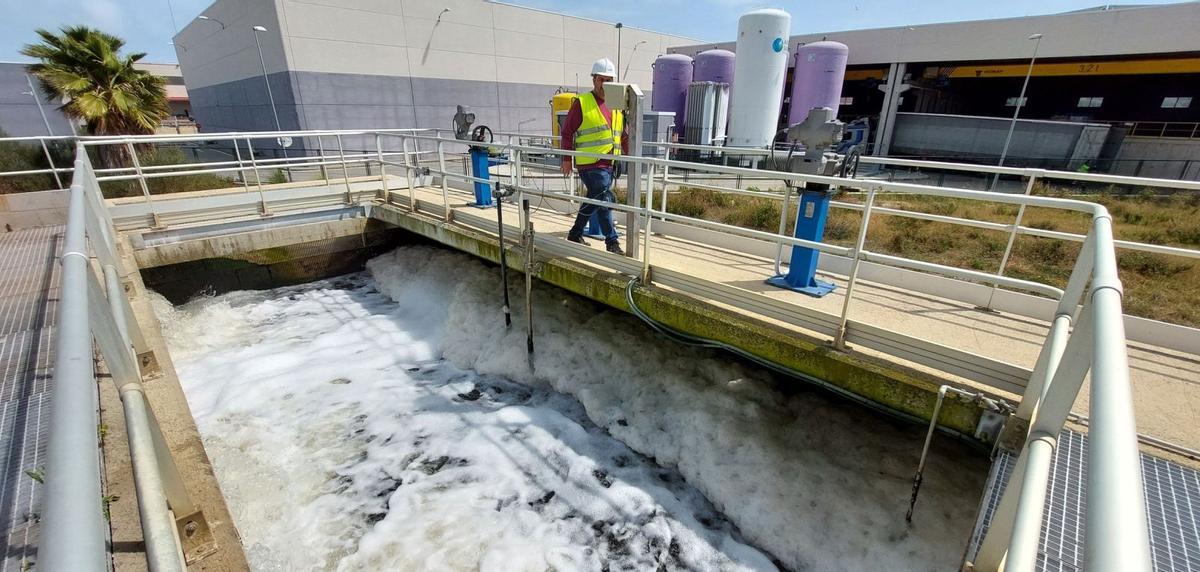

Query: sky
[{"left": 0, "top": 0, "right": 1190, "bottom": 64}]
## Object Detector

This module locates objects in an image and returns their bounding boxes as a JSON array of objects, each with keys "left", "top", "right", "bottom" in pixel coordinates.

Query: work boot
[
  {"left": 606, "top": 241, "right": 624, "bottom": 256},
  {"left": 567, "top": 234, "right": 589, "bottom": 246}
]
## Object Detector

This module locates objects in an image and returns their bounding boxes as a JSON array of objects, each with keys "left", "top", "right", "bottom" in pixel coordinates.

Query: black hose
[{"left": 622, "top": 276, "right": 990, "bottom": 452}]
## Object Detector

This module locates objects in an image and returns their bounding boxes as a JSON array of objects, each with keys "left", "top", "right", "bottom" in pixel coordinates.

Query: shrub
[{"left": 1119, "top": 251, "right": 1192, "bottom": 278}]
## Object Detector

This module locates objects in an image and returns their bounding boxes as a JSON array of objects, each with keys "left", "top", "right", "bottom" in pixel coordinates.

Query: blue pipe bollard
[
  {"left": 766, "top": 186, "right": 836, "bottom": 297},
  {"left": 469, "top": 147, "right": 493, "bottom": 208}
]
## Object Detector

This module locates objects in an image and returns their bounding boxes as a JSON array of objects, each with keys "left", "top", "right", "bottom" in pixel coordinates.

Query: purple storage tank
[
  {"left": 693, "top": 49, "right": 735, "bottom": 84},
  {"left": 651, "top": 54, "right": 693, "bottom": 131},
  {"left": 787, "top": 41, "right": 849, "bottom": 125}
]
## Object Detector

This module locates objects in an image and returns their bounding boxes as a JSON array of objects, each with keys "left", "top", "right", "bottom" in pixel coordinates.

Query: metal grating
[
  {"left": 968, "top": 428, "right": 1200, "bottom": 571},
  {"left": 0, "top": 226, "right": 63, "bottom": 571}
]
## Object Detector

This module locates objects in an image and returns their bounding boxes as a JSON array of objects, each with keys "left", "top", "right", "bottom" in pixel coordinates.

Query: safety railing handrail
[
  {"left": 40, "top": 143, "right": 201, "bottom": 570},
  {"left": 368, "top": 130, "right": 1149, "bottom": 572},
  {"left": 21, "top": 127, "right": 1162, "bottom": 570}
]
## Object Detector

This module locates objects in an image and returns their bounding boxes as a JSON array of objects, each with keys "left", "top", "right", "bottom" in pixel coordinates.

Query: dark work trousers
[{"left": 567, "top": 167, "right": 620, "bottom": 245}]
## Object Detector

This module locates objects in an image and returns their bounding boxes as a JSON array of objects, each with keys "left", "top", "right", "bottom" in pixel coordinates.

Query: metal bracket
[
  {"left": 175, "top": 509, "right": 218, "bottom": 563},
  {"left": 137, "top": 350, "right": 162, "bottom": 380},
  {"left": 996, "top": 415, "right": 1030, "bottom": 454}
]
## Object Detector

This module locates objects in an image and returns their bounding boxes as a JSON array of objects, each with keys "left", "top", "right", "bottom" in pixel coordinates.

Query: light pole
[
  {"left": 251, "top": 25, "right": 283, "bottom": 134},
  {"left": 198, "top": 15, "right": 226, "bottom": 29},
  {"left": 991, "top": 33, "right": 1043, "bottom": 191},
  {"left": 22, "top": 74, "right": 53, "bottom": 136},
  {"left": 615, "top": 23, "right": 623, "bottom": 79},
  {"left": 622, "top": 40, "right": 646, "bottom": 81}
]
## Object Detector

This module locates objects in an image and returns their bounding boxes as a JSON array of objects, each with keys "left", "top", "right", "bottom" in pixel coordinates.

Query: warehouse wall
[
  {"left": 0, "top": 63, "right": 76, "bottom": 137},
  {"left": 670, "top": 3, "right": 1200, "bottom": 66},
  {"left": 176, "top": 0, "right": 695, "bottom": 150}
]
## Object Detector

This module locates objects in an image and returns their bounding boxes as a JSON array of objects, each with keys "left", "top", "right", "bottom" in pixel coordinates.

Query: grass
[
  {"left": 99, "top": 147, "right": 239, "bottom": 199},
  {"left": 658, "top": 185, "right": 1200, "bottom": 327}
]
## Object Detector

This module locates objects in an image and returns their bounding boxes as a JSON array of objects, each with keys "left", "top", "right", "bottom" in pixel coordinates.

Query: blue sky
[{"left": 0, "top": 0, "right": 1189, "bottom": 64}]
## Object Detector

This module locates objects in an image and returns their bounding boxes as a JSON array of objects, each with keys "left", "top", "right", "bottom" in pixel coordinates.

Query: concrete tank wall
[
  {"left": 889, "top": 112, "right": 1110, "bottom": 169},
  {"left": 1113, "top": 136, "right": 1200, "bottom": 180}
]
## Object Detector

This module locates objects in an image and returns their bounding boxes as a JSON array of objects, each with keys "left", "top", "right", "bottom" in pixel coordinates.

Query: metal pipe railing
[
  {"left": 26, "top": 128, "right": 1155, "bottom": 571},
  {"left": 38, "top": 159, "right": 107, "bottom": 572}
]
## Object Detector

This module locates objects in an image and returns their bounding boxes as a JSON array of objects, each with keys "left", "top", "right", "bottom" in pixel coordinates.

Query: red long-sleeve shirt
[{"left": 560, "top": 91, "right": 628, "bottom": 172}]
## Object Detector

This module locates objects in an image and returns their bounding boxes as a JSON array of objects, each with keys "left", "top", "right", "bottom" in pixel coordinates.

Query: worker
[{"left": 560, "top": 57, "right": 627, "bottom": 255}]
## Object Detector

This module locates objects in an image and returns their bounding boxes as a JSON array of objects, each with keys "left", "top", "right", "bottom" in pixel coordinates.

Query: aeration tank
[
  {"left": 727, "top": 8, "right": 791, "bottom": 148},
  {"left": 693, "top": 49, "right": 735, "bottom": 84},
  {"left": 651, "top": 54, "right": 693, "bottom": 132},
  {"left": 788, "top": 41, "right": 849, "bottom": 125}
]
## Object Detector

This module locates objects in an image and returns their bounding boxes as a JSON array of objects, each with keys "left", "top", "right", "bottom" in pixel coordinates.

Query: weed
[
  {"left": 1118, "top": 252, "right": 1192, "bottom": 278},
  {"left": 102, "top": 494, "right": 120, "bottom": 520},
  {"left": 267, "top": 169, "right": 288, "bottom": 185},
  {"left": 24, "top": 469, "right": 44, "bottom": 484},
  {"left": 1028, "top": 220, "right": 1059, "bottom": 231},
  {"left": 824, "top": 218, "right": 855, "bottom": 241}
]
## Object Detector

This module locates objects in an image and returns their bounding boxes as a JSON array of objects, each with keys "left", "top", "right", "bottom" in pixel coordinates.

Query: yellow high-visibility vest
[{"left": 573, "top": 92, "right": 623, "bottom": 166}]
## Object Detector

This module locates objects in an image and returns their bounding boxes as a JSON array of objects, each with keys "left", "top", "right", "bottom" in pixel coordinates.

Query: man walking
[{"left": 560, "top": 57, "right": 627, "bottom": 255}]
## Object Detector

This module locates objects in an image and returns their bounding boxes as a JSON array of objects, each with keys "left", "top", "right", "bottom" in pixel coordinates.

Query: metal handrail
[
  {"left": 369, "top": 130, "right": 1149, "bottom": 571},
  {"left": 28, "top": 128, "right": 1154, "bottom": 570},
  {"left": 40, "top": 145, "right": 198, "bottom": 570}
]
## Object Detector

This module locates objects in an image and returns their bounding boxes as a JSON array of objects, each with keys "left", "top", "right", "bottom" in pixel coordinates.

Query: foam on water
[{"left": 156, "top": 245, "right": 987, "bottom": 571}]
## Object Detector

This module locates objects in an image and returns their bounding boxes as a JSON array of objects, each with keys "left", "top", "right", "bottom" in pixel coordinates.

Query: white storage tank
[{"left": 727, "top": 8, "right": 791, "bottom": 148}]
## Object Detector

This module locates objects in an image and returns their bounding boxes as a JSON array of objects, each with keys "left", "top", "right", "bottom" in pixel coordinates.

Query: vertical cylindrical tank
[
  {"left": 727, "top": 8, "right": 791, "bottom": 148},
  {"left": 651, "top": 54, "right": 693, "bottom": 132},
  {"left": 693, "top": 49, "right": 735, "bottom": 84},
  {"left": 788, "top": 41, "right": 849, "bottom": 125}
]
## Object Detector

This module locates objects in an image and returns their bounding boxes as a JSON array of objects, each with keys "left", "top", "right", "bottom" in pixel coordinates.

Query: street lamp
[
  {"left": 21, "top": 74, "right": 53, "bottom": 136},
  {"left": 198, "top": 15, "right": 226, "bottom": 29},
  {"left": 622, "top": 40, "right": 647, "bottom": 81},
  {"left": 251, "top": 25, "right": 282, "bottom": 134},
  {"left": 615, "top": 23, "right": 623, "bottom": 79},
  {"left": 991, "top": 33, "right": 1043, "bottom": 190}
]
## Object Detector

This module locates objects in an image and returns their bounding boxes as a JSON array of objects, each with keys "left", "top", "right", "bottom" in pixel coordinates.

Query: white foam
[
  {"left": 157, "top": 267, "right": 778, "bottom": 570},
  {"left": 158, "top": 244, "right": 986, "bottom": 571}
]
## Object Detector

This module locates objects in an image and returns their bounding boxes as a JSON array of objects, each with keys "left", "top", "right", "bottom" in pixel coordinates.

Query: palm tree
[{"left": 21, "top": 26, "right": 168, "bottom": 137}]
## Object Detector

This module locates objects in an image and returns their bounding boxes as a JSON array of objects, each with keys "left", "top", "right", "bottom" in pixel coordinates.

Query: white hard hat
[{"left": 590, "top": 58, "right": 616, "bottom": 78}]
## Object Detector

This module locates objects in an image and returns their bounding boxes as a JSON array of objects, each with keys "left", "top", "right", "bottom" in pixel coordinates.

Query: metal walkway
[
  {"left": 969, "top": 428, "right": 1200, "bottom": 571},
  {"left": 0, "top": 226, "right": 62, "bottom": 570}
]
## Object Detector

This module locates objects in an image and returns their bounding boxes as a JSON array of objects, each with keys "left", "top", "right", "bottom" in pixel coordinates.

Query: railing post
[
  {"left": 41, "top": 138, "right": 63, "bottom": 189},
  {"left": 833, "top": 186, "right": 877, "bottom": 350},
  {"left": 125, "top": 141, "right": 163, "bottom": 228},
  {"left": 244, "top": 138, "right": 271, "bottom": 216},
  {"left": 641, "top": 163, "right": 656, "bottom": 283},
  {"left": 232, "top": 139, "right": 250, "bottom": 193},
  {"left": 375, "top": 134, "right": 388, "bottom": 202},
  {"left": 437, "top": 139, "right": 450, "bottom": 221},
  {"left": 774, "top": 187, "right": 792, "bottom": 275},
  {"left": 336, "top": 134, "right": 353, "bottom": 203},
  {"left": 985, "top": 170, "right": 1039, "bottom": 310},
  {"left": 403, "top": 136, "right": 417, "bottom": 212},
  {"left": 316, "top": 136, "right": 330, "bottom": 185}
]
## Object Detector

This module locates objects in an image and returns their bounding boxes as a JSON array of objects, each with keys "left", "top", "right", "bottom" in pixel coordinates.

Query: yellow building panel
[
  {"left": 844, "top": 68, "right": 887, "bottom": 81},
  {"left": 934, "top": 57, "right": 1200, "bottom": 78}
]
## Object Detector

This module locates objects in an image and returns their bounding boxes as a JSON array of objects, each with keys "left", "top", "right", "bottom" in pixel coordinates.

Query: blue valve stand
[
  {"left": 766, "top": 187, "right": 837, "bottom": 297},
  {"left": 468, "top": 147, "right": 493, "bottom": 208}
]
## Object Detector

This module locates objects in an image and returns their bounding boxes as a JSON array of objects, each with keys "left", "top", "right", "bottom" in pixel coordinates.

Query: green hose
[{"left": 622, "top": 277, "right": 990, "bottom": 452}]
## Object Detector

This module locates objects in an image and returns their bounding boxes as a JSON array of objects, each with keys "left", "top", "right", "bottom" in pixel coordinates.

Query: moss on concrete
[{"left": 371, "top": 204, "right": 987, "bottom": 436}]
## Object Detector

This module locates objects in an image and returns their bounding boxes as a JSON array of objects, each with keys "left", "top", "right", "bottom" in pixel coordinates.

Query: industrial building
[
  {"left": 172, "top": 0, "right": 694, "bottom": 146},
  {"left": 0, "top": 62, "right": 191, "bottom": 137},
  {"left": 669, "top": 3, "right": 1200, "bottom": 179}
]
